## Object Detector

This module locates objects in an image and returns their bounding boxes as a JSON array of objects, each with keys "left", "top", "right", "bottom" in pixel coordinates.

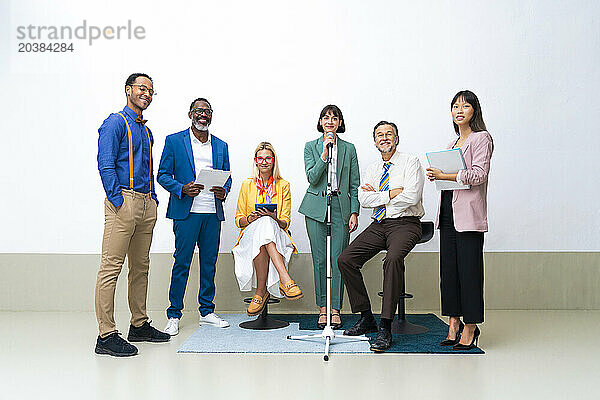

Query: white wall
[{"left": 1, "top": 0, "right": 598, "bottom": 253}]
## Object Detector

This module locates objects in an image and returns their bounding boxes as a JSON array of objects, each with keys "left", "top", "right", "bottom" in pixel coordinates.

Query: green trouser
[{"left": 305, "top": 197, "right": 349, "bottom": 310}]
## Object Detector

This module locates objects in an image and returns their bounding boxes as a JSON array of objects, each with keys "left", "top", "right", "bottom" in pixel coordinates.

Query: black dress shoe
[
  {"left": 453, "top": 326, "right": 480, "bottom": 350},
  {"left": 95, "top": 333, "right": 138, "bottom": 357},
  {"left": 370, "top": 327, "right": 392, "bottom": 353},
  {"left": 440, "top": 322, "right": 464, "bottom": 346},
  {"left": 127, "top": 321, "right": 170, "bottom": 343},
  {"left": 343, "top": 314, "right": 378, "bottom": 336}
]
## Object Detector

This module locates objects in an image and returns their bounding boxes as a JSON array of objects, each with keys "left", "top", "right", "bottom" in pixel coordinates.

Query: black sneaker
[
  {"left": 370, "top": 327, "right": 392, "bottom": 353},
  {"left": 127, "top": 321, "right": 170, "bottom": 343},
  {"left": 95, "top": 333, "right": 138, "bottom": 357}
]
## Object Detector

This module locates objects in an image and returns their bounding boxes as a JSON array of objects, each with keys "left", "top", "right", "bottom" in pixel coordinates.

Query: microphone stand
[{"left": 287, "top": 139, "right": 370, "bottom": 361}]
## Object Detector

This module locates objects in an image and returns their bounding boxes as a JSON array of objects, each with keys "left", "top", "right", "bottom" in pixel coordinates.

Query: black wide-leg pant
[{"left": 439, "top": 191, "right": 484, "bottom": 324}]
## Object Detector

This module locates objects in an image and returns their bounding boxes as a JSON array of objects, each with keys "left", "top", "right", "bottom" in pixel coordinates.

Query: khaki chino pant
[{"left": 95, "top": 189, "right": 157, "bottom": 338}]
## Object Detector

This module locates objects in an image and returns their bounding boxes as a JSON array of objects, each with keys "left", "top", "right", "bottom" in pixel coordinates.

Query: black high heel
[
  {"left": 453, "top": 326, "right": 480, "bottom": 350},
  {"left": 440, "top": 321, "right": 464, "bottom": 346}
]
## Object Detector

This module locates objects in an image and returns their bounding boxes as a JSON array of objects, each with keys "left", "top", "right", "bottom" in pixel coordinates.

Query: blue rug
[
  {"left": 177, "top": 313, "right": 484, "bottom": 354},
  {"left": 273, "top": 313, "right": 484, "bottom": 354}
]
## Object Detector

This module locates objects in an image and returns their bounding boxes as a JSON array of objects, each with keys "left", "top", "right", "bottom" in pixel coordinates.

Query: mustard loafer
[
  {"left": 247, "top": 293, "right": 270, "bottom": 316},
  {"left": 279, "top": 280, "right": 303, "bottom": 300}
]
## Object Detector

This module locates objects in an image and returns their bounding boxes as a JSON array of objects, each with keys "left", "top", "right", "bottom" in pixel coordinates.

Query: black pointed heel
[
  {"left": 453, "top": 326, "right": 480, "bottom": 350},
  {"left": 440, "top": 322, "right": 464, "bottom": 346}
]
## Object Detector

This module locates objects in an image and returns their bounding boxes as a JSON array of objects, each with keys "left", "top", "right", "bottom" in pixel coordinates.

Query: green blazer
[{"left": 298, "top": 136, "right": 360, "bottom": 223}]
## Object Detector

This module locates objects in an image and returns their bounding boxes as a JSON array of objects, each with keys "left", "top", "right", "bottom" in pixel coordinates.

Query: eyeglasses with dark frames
[
  {"left": 191, "top": 108, "right": 213, "bottom": 116},
  {"left": 129, "top": 84, "right": 156, "bottom": 96}
]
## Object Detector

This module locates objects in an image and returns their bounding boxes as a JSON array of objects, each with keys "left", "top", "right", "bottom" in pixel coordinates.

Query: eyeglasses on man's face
[
  {"left": 375, "top": 132, "right": 395, "bottom": 140},
  {"left": 191, "top": 108, "right": 213, "bottom": 116},
  {"left": 130, "top": 84, "right": 156, "bottom": 96},
  {"left": 255, "top": 156, "right": 274, "bottom": 164}
]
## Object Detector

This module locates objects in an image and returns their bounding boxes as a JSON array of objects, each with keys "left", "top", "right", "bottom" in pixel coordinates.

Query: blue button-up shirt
[{"left": 97, "top": 105, "right": 157, "bottom": 207}]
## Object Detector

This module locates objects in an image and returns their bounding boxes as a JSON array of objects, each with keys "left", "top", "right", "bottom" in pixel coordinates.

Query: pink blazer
[{"left": 435, "top": 131, "right": 494, "bottom": 232}]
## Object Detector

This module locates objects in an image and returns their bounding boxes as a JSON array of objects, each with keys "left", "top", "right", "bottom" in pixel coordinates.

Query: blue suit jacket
[{"left": 157, "top": 129, "right": 232, "bottom": 221}]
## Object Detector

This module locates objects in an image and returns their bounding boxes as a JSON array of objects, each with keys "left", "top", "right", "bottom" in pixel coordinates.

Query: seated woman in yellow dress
[{"left": 232, "top": 142, "right": 303, "bottom": 316}]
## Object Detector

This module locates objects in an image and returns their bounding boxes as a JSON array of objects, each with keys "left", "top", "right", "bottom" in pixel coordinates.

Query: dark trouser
[
  {"left": 338, "top": 217, "right": 422, "bottom": 320},
  {"left": 439, "top": 191, "right": 484, "bottom": 324}
]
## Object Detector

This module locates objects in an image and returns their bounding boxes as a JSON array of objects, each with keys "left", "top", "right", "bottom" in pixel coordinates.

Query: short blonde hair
[{"left": 252, "top": 141, "right": 282, "bottom": 181}]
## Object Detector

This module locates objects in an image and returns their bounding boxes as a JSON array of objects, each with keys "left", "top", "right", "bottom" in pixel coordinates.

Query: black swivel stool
[
  {"left": 377, "top": 221, "right": 434, "bottom": 335},
  {"left": 239, "top": 297, "right": 290, "bottom": 330}
]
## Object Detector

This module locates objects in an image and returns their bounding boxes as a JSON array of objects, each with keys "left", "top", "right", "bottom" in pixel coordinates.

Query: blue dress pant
[{"left": 167, "top": 213, "right": 221, "bottom": 318}]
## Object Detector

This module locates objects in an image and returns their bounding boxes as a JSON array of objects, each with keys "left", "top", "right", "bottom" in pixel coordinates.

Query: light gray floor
[{"left": 1, "top": 310, "right": 599, "bottom": 399}]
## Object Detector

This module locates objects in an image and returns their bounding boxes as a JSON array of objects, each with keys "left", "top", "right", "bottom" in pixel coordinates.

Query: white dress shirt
[
  {"left": 189, "top": 129, "right": 216, "bottom": 214},
  {"left": 358, "top": 150, "right": 425, "bottom": 219},
  {"left": 320, "top": 142, "right": 338, "bottom": 191}
]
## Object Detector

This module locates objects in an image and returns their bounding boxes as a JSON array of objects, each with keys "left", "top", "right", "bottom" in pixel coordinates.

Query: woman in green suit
[{"left": 299, "top": 104, "right": 360, "bottom": 329}]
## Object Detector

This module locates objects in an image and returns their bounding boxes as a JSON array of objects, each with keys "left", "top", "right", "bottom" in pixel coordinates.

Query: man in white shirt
[
  {"left": 157, "top": 98, "right": 232, "bottom": 335},
  {"left": 338, "top": 121, "right": 424, "bottom": 352}
]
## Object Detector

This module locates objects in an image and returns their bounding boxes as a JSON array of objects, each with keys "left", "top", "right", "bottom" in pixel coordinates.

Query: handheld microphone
[{"left": 326, "top": 132, "right": 334, "bottom": 149}]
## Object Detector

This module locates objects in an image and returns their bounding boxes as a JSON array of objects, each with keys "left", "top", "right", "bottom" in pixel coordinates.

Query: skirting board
[{"left": 0, "top": 252, "right": 599, "bottom": 311}]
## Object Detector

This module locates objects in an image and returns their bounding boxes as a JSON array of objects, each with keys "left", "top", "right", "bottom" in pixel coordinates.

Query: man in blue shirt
[
  {"left": 158, "top": 98, "right": 232, "bottom": 336},
  {"left": 95, "top": 73, "right": 170, "bottom": 357}
]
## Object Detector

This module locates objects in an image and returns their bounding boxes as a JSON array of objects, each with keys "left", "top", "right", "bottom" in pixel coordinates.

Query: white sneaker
[
  {"left": 199, "top": 313, "right": 230, "bottom": 328},
  {"left": 164, "top": 318, "right": 180, "bottom": 336}
]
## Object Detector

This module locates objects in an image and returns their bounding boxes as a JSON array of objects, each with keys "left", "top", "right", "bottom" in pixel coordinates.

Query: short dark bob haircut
[
  {"left": 451, "top": 90, "right": 487, "bottom": 135},
  {"left": 372, "top": 120, "right": 398, "bottom": 139},
  {"left": 317, "top": 104, "right": 346, "bottom": 133}
]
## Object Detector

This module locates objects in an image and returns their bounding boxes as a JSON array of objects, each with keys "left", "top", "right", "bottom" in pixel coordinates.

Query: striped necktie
[{"left": 373, "top": 162, "right": 391, "bottom": 222}]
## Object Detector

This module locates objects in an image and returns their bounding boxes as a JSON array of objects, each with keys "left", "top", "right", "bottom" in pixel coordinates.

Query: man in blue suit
[{"left": 157, "top": 98, "right": 232, "bottom": 335}]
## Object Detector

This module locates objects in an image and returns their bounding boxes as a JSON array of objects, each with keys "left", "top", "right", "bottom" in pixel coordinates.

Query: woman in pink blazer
[{"left": 427, "top": 90, "right": 493, "bottom": 350}]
